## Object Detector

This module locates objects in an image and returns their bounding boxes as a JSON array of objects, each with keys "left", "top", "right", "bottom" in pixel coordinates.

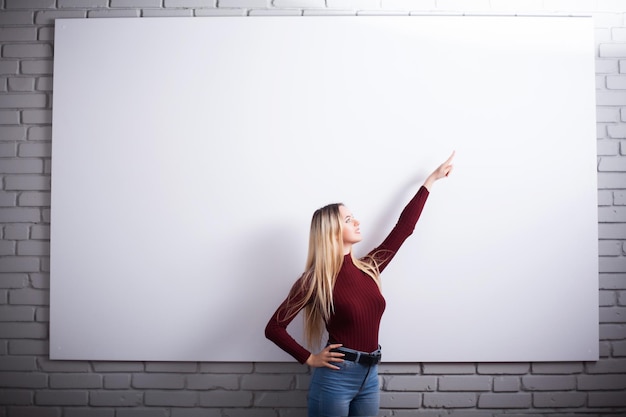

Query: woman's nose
[{"left": 354, "top": 218, "right": 360, "bottom": 226}]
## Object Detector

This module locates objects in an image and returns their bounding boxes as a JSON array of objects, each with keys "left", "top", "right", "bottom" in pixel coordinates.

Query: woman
[{"left": 265, "top": 152, "right": 455, "bottom": 417}]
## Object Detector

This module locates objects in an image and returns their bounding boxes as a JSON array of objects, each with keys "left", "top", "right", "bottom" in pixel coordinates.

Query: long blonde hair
[{"left": 283, "top": 203, "right": 383, "bottom": 349}]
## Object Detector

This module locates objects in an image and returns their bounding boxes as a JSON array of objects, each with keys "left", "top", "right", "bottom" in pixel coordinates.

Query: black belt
[{"left": 331, "top": 346, "right": 382, "bottom": 365}]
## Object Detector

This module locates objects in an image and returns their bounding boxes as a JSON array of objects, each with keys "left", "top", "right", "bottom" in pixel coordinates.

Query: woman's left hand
[{"left": 423, "top": 151, "right": 455, "bottom": 191}]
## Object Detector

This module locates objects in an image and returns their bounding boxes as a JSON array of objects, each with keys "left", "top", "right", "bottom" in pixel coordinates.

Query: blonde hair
[{"left": 283, "top": 203, "right": 384, "bottom": 350}]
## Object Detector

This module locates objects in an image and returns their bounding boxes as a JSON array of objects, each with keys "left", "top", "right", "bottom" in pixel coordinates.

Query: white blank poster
[{"left": 50, "top": 16, "right": 598, "bottom": 362}]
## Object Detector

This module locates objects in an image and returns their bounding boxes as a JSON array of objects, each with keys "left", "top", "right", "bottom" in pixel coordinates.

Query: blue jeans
[{"left": 308, "top": 360, "right": 379, "bottom": 417}]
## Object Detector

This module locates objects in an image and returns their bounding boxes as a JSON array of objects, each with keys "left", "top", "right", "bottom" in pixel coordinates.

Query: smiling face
[{"left": 339, "top": 205, "right": 361, "bottom": 252}]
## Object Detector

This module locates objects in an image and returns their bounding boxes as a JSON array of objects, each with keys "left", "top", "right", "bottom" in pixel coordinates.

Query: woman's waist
[{"left": 326, "top": 341, "right": 382, "bottom": 365}]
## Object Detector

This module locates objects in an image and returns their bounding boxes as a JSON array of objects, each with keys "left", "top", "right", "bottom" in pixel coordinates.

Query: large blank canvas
[{"left": 50, "top": 16, "right": 598, "bottom": 362}]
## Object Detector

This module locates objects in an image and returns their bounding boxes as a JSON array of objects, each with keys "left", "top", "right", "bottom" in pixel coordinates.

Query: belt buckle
[{"left": 358, "top": 353, "right": 380, "bottom": 365}]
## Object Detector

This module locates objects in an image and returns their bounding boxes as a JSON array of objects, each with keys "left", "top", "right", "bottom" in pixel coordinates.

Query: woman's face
[{"left": 339, "top": 205, "right": 361, "bottom": 247}]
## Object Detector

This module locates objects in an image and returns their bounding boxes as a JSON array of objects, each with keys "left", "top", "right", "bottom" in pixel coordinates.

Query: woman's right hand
[{"left": 305, "top": 344, "right": 345, "bottom": 369}]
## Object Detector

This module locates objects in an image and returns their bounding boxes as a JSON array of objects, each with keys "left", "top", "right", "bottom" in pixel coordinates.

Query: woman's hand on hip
[{"left": 306, "top": 344, "right": 345, "bottom": 370}]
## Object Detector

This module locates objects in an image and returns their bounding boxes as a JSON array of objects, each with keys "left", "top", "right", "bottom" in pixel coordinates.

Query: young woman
[{"left": 265, "top": 152, "right": 455, "bottom": 417}]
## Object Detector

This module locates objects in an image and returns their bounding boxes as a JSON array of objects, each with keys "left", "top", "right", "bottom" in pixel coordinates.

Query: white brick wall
[{"left": 0, "top": 0, "right": 624, "bottom": 416}]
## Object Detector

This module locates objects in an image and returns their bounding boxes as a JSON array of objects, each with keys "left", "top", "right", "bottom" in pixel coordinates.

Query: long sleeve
[
  {"left": 367, "top": 185, "right": 429, "bottom": 273},
  {"left": 264, "top": 277, "right": 312, "bottom": 364}
]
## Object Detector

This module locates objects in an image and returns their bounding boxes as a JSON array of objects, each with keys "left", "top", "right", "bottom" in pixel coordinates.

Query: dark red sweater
[{"left": 265, "top": 186, "right": 429, "bottom": 364}]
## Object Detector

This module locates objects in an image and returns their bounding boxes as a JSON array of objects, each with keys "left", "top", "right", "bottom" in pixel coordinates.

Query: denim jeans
[{"left": 308, "top": 360, "right": 379, "bottom": 417}]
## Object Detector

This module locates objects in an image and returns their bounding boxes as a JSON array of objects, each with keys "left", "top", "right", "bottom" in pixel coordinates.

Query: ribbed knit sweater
[{"left": 265, "top": 186, "right": 429, "bottom": 364}]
